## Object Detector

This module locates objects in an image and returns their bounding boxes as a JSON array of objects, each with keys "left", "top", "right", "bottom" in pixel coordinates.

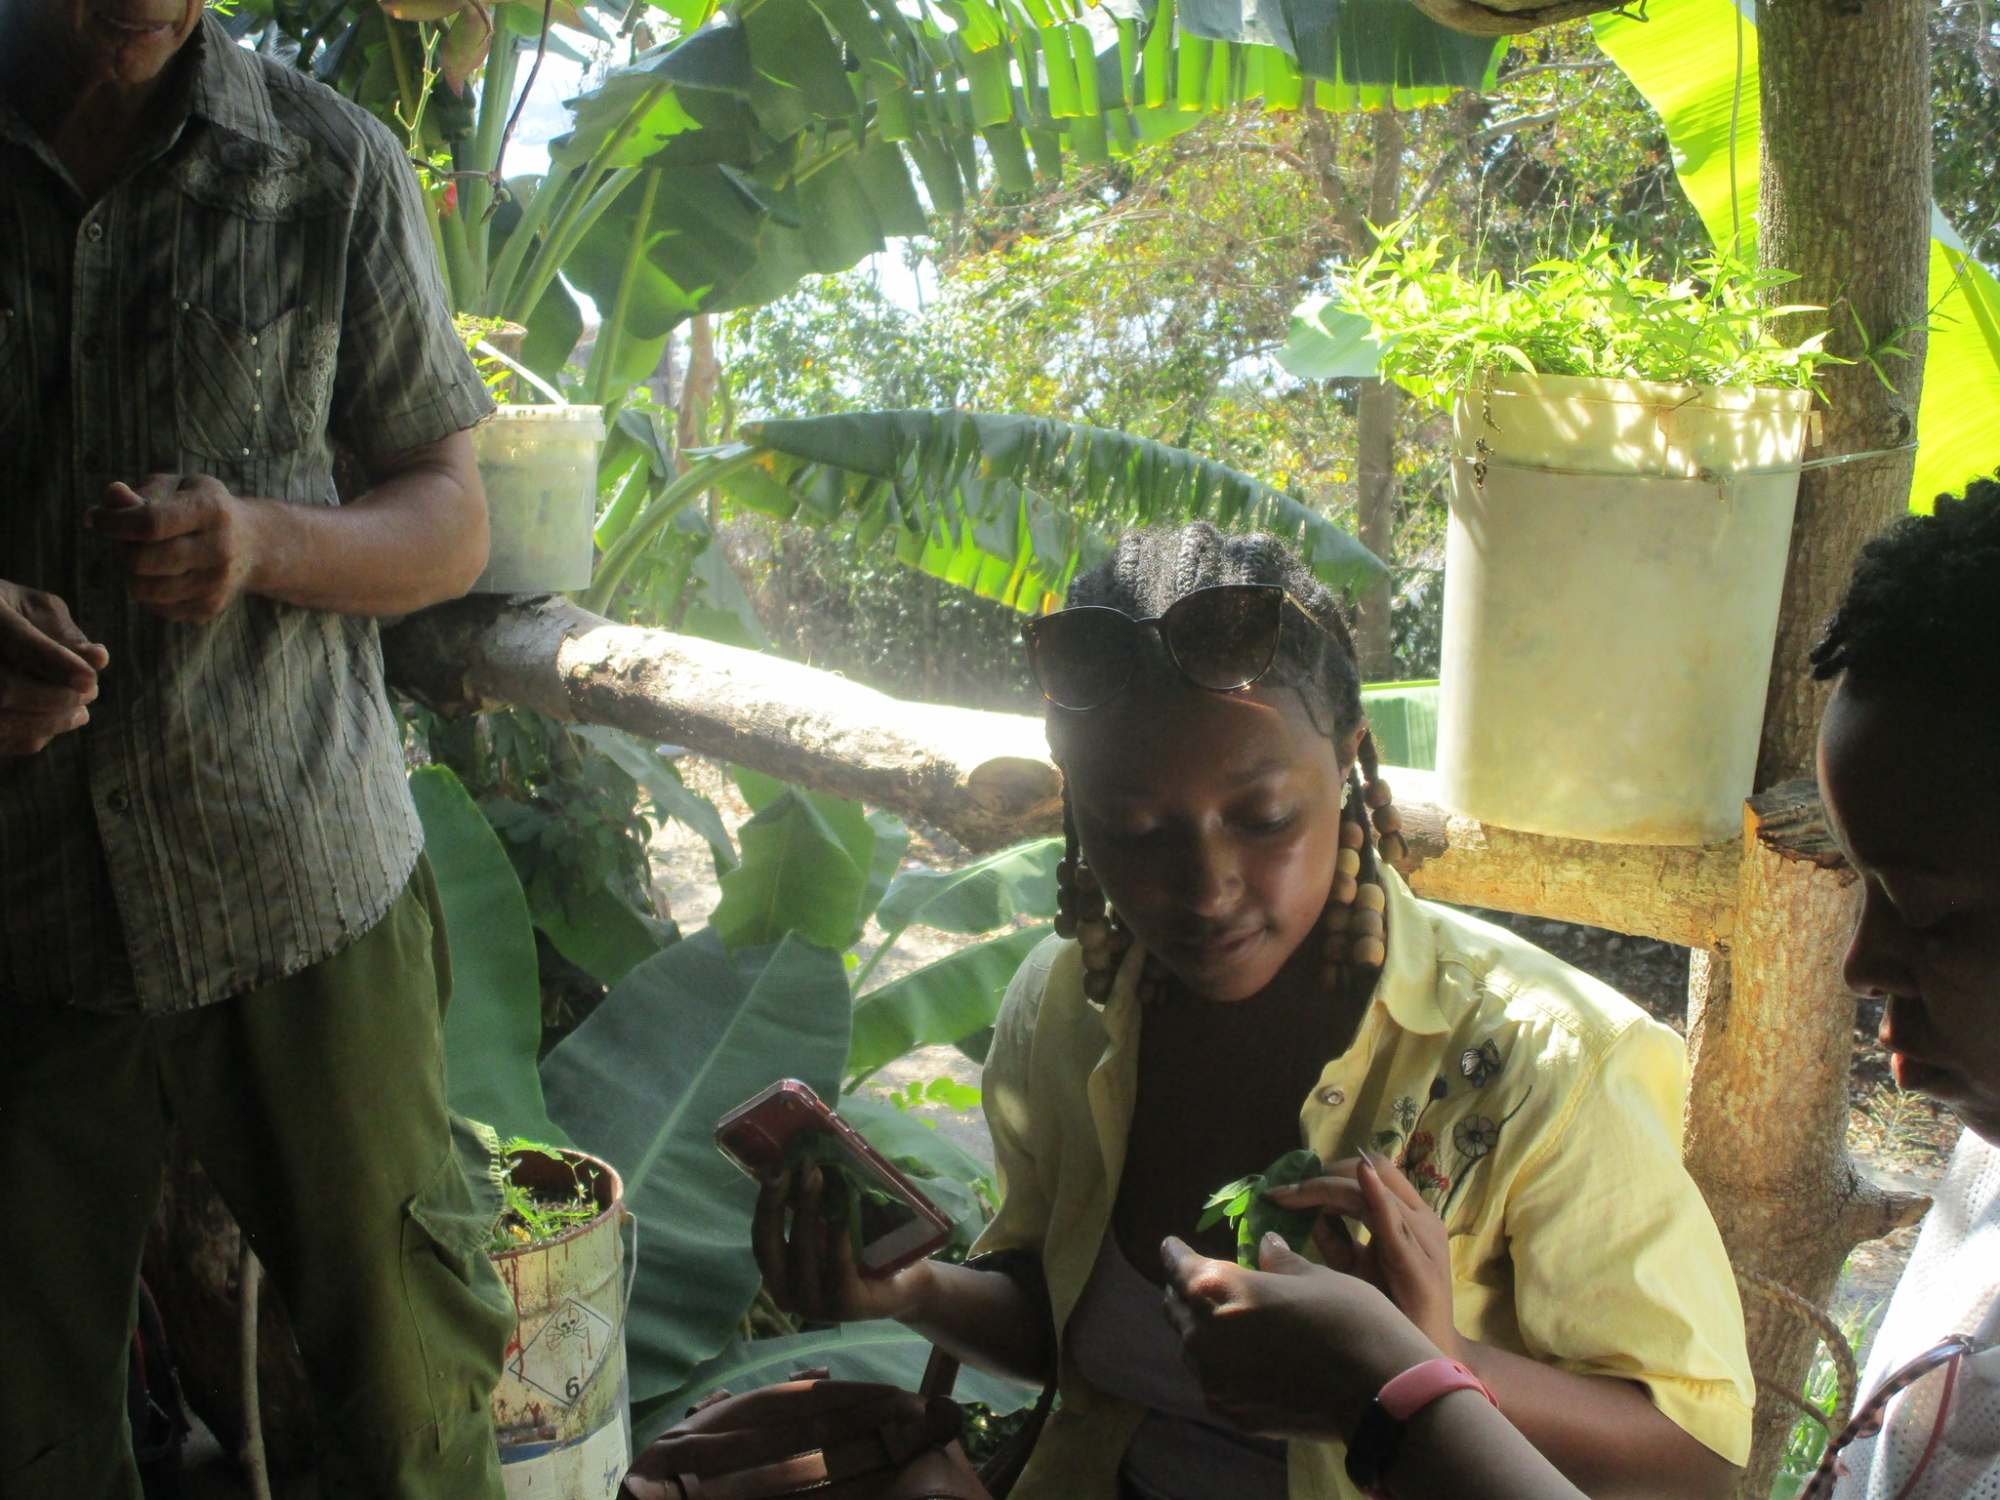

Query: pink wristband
[{"left": 1377, "top": 1357, "right": 1498, "bottom": 1422}]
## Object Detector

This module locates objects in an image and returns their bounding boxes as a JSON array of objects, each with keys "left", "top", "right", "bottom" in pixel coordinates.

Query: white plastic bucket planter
[
  {"left": 471, "top": 404, "right": 606, "bottom": 594},
  {"left": 491, "top": 1149, "right": 633, "bottom": 1498},
  {"left": 1435, "top": 372, "right": 1813, "bottom": 845}
]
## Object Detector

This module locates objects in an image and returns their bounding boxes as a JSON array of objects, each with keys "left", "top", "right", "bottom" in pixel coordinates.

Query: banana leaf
[
  {"left": 711, "top": 789, "right": 870, "bottom": 950},
  {"left": 874, "top": 837, "right": 1061, "bottom": 936},
  {"left": 541, "top": 929, "right": 853, "bottom": 1400},
  {"left": 848, "top": 925, "right": 1053, "bottom": 1077},
  {"left": 719, "top": 410, "right": 1390, "bottom": 610},
  {"left": 409, "top": 765, "right": 567, "bottom": 1146}
]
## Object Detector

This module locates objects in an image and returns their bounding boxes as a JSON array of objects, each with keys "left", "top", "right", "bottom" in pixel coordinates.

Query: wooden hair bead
[
  {"left": 1354, "top": 882, "right": 1386, "bottom": 913},
  {"left": 1371, "top": 805, "right": 1402, "bottom": 836},
  {"left": 1054, "top": 911, "right": 1079, "bottom": 939},
  {"left": 1323, "top": 904, "right": 1353, "bottom": 933},
  {"left": 1075, "top": 863, "right": 1101, "bottom": 894},
  {"left": 1056, "top": 859, "right": 1075, "bottom": 886},
  {"left": 1350, "top": 908, "right": 1384, "bottom": 939},
  {"left": 1322, "top": 934, "right": 1349, "bottom": 964},
  {"left": 1332, "top": 872, "right": 1358, "bottom": 905},
  {"left": 1378, "top": 831, "right": 1408, "bottom": 865},
  {"left": 1321, "top": 963, "right": 1348, "bottom": 991},
  {"left": 1364, "top": 779, "right": 1393, "bottom": 810},
  {"left": 1336, "top": 847, "right": 1362, "bottom": 877},
  {"left": 1351, "top": 935, "right": 1386, "bottom": 967},
  {"left": 1339, "top": 819, "right": 1366, "bottom": 850},
  {"left": 1082, "top": 968, "right": 1114, "bottom": 1003}
]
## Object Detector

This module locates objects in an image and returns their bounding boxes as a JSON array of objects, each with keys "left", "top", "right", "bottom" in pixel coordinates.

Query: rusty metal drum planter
[{"left": 492, "top": 1148, "right": 633, "bottom": 1497}]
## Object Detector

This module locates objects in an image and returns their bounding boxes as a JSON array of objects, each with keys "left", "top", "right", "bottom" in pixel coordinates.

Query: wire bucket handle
[{"left": 474, "top": 337, "right": 570, "bottom": 408}]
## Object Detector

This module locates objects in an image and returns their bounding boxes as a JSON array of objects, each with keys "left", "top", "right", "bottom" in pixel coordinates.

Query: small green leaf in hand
[{"left": 1203, "top": 1149, "right": 1323, "bottom": 1266}]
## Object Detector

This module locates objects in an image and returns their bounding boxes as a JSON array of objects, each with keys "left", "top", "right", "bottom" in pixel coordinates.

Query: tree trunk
[
  {"left": 1354, "top": 111, "right": 1405, "bottom": 680},
  {"left": 1681, "top": 785, "right": 1927, "bottom": 1497},
  {"left": 1755, "top": 0, "right": 1931, "bottom": 787}
]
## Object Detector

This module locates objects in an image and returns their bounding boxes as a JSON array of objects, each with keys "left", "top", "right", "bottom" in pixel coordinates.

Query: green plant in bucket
[
  {"left": 492, "top": 1140, "right": 600, "bottom": 1252},
  {"left": 1331, "top": 228, "right": 1843, "bottom": 405},
  {"left": 1200, "top": 1149, "right": 1324, "bottom": 1267}
]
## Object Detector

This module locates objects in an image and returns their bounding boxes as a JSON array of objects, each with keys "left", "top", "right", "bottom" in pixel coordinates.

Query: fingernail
[
  {"left": 1263, "top": 1231, "right": 1286, "bottom": 1250},
  {"left": 69, "top": 710, "right": 88, "bottom": 728}
]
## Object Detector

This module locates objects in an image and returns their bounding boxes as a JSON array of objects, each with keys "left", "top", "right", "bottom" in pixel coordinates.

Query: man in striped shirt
[{"left": 0, "top": 0, "right": 511, "bottom": 1490}]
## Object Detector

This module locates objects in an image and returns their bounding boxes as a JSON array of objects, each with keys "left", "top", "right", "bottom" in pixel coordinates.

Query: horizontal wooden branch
[
  {"left": 384, "top": 597, "right": 1746, "bottom": 943},
  {"left": 382, "top": 596, "right": 1065, "bottom": 853},
  {"left": 1382, "top": 767, "right": 1742, "bottom": 951}
]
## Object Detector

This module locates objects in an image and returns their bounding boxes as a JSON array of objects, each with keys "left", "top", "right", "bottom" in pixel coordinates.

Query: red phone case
[{"left": 716, "top": 1079, "right": 953, "bottom": 1279}]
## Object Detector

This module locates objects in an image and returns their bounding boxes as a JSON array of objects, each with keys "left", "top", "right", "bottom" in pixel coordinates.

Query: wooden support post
[{"left": 1681, "top": 783, "right": 1928, "bottom": 1497}]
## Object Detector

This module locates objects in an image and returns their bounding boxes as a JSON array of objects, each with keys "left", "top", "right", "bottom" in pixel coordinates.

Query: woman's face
[
  {"left": 1820, "top": 679, "right": 2000, "bottom": 1141},
  {"left": 1053, "top": 662, "right": 1352, "bottom": 1002}
]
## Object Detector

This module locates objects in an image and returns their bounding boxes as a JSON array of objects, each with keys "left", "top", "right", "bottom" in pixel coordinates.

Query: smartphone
[{"left": 716, "top": 1079, "right": 953, "bottom": 1280}]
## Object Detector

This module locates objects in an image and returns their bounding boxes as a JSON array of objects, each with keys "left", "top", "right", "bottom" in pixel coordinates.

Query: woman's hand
[
  {"left": 1162, "top": 1232, "right": 1440, "bottom": 1442},
  {"left": 1265, "top": 1152, "right": 1458, "bottom": 1354},
  {"left": 750, "top": 1164, "right": 933, "bottom": 1325}
]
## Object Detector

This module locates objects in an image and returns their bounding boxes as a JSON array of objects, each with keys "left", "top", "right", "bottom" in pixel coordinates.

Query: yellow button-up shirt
[{"left": 972, "top": 867, "right": 1754, "bottom": 1500}]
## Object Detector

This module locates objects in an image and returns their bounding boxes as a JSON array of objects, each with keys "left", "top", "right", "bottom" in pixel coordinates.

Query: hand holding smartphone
[{"left": 717, "top": 1080, "right": 952, "bottom": 1281}]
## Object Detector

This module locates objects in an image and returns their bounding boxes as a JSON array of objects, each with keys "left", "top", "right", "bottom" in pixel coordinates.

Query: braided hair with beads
[{"left": 1047, "top": 523, "right": 1407, "bottom": 1008}]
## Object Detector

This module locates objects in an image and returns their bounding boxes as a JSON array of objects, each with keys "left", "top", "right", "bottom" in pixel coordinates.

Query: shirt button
[
  {"left": 248, "top": 335, "right": 258, "bottom": 347},
  {"left": 1318, "top": 1085, "right": 1346, "bottom": 1107},
  {"left": 85, "top": 220, "right": 104, "bottom": 242},
  {"left": 105, "top": 788, "right": 131, "bottom": 814}
]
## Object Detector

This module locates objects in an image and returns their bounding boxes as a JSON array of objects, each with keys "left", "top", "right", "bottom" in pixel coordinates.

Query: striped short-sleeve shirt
[{"left": 0, "top": 17, "right": 494, "bottom": 1013}]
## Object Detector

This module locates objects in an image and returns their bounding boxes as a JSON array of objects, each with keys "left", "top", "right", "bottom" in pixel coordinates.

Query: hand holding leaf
[{"left": 1199, "top": 1149, "right": 1324, "bottom": 1267}]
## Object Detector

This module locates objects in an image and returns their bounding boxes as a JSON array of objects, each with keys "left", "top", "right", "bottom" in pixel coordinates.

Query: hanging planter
[
  {"left": 489, "top": 1144, "right": 634, "bottom": 1498},
  {"left": 1330, "top": 232, "right": 1839, "bottom": 844},
  {"left": 467, "top": 339, "right": 605, "bottom": 595}
]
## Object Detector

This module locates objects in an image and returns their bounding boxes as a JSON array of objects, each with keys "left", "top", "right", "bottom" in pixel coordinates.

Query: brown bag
[{"left": 623, "top": 1350, "right": 1054, "bottom": 1500}]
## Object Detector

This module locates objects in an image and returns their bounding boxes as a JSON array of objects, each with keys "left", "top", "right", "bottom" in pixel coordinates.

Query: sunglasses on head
[{"left": 1021, "top": 583, "right": 1328, "bottom": 712}]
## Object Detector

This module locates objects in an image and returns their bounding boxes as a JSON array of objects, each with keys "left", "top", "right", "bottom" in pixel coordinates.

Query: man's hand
[
  {"left": 1265, "top": 1152, "right": 1459, "bottom": 1354},
  {"left": 1162, "top": 1233, "right": 1440, "bottom": 1442},
  {"left": 0, "top": 581, "right": 109, "bottom": 754},
  {"left": 87, "top": 474, "right": 264, "bottom": 623}
]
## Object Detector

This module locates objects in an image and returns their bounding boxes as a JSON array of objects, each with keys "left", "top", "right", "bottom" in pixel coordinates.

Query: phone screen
[{"left": 796, "top": 1129, "right": 941, "bottom": 1273}]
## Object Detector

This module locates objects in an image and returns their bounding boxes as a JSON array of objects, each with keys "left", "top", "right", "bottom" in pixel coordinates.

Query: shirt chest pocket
[{"left": 173, "top": 300, "right": 337, "bottom": 460}]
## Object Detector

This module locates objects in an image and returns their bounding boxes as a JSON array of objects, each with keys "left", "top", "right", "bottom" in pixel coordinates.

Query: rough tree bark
[
  {"left": 1756, "top": 0, "right": 1932, "bottom": 787},
  {"left": 1354, "top": 110, "right": 1406, "bottom": 682},
  {"left": 383, "top": 595, "right": 1064, "bottom": 852},
  {"left": 1683, "top": 787, "right": 1928, "bottom": 1497}
]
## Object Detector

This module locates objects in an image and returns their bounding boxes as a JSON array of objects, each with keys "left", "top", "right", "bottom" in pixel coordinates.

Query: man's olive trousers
[{"left": 0, "top": 865, "right": 513, "bottom": 1499}]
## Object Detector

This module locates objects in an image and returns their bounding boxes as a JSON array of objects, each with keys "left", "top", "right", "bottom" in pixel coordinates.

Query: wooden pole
[{"left": 1683, "top": 785, "right": 1927, "bottom": 1495}]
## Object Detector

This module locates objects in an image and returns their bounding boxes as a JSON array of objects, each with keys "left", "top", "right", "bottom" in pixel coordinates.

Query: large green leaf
[
  {"left": 1279, "top": 296, "right": 1384, "bottom": 380},
  {"left": 541, "top": 930, "right": 852, "bottom": 1400},
  {"left": 848, "top": 926, "right": 1053, "bottom": 1076},
  {"left": 574, "top": 725, "right": 738, "bottom": 873},
  {"left": 711, "top": 789, "right": 869, "bottom": 949},
  {"left": 640, "top": 1322, "right": 1039, "bottom": 1442},
  {"left": 1177, "top": 0, "right": 1500, "bottom": 102},
  {"left": 526, "top": 878, "right": 668, "bottom": 989},
  {"left": 734, "top": 768, "right": 908, "bottom": 928},
  {"left": 722, "top": 410, "right": 1389, "bottom": 611},
  {"left": 1593, "top": 0, "right": 2000, "bottom": 510},
  {"left": 409, "top": 766, "right": 566, "bottom": 1146},
  {"left": 875, "top": 838, "right": 1061, "bottom": 936}
]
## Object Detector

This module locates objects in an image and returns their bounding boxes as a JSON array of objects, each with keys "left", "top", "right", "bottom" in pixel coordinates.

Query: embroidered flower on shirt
[
  {"left": 1454, "top": 1115, "right": 1500, "bottom": 1161},
  {"left": 1399, "top": 1129, "right": 1451, "bottom": 1201},
  {"left": 1393, "top": 1095, "right": 1421, "bottom": 1133}
]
